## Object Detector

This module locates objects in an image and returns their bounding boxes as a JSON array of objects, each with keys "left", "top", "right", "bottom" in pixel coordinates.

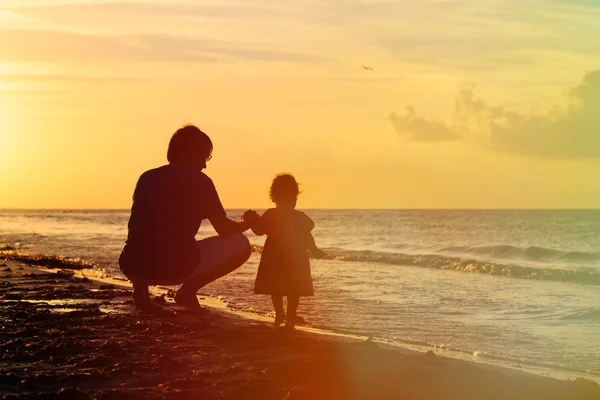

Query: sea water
[{"left": 1, "top": 209, "right": 599, "bottom": 379}]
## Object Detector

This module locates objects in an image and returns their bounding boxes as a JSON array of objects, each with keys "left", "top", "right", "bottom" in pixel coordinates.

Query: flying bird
[{"left": 361, "top": 66, "right": 374, "bottom": 71}]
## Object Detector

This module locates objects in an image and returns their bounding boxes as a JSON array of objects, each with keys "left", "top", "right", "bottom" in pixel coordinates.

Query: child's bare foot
[
  {"left": 288, "top": 315, "right": 306, "bottom": 325},
  {"left": 274, "top": 313, "right": 286, "bottom": 326},
  {"left": 282, "top": 321, "right": 296, "bottom": 332}
]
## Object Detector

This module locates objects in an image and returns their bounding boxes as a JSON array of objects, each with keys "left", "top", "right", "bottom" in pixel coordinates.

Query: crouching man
[{"left": 119, "top": 124, "right": 257, "bottom": 313}]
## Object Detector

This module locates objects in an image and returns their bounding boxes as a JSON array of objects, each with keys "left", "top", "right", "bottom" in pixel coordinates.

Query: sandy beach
[{"left": 1, "top": 257, "right": 599, "bottom": 400}]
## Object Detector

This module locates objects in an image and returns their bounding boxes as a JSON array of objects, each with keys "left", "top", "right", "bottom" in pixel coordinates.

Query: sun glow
[
  {"left": 0, "top": 79, "right": 21, "bottom": 203},
  {"left": 0, "top": 80, "right": 14, "bottom": 165},
  {"left": 0, "top": 60, "right": 15, "bottom": 152},
  {"left": 0, "top": 101, "right": 9, "bottom": 157}
]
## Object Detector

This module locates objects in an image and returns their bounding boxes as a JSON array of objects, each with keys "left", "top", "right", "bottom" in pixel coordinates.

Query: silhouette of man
[{"left": 119, "top": 124, "right": 257, "bottom": 313}]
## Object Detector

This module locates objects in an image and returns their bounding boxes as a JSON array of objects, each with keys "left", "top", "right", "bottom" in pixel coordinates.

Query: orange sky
[{"left": 1, "top": 1, "right": 599, "bottom": 209}]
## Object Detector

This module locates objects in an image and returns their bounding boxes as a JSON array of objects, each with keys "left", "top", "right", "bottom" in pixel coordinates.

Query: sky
[{"left": 1, "top": 0, "right": 599, "bottom": 209}]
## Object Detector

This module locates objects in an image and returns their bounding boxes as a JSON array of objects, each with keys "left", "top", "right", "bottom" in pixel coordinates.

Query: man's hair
[
  {"left": 269, "top": 173, "right": 301, "bottom": 204},
  {"left": 167, "top": 125, "right": 213, "bottom": 164}
]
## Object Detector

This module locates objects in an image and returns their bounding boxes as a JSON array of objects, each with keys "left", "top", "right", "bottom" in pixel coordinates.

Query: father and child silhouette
[{"left": 119, "top": 124, "right": 325, "bottom": 329}]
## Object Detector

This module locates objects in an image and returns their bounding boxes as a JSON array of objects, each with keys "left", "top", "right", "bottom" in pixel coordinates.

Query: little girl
[{"left": 248, "top": 173, "right": 325, "bottom": 329}]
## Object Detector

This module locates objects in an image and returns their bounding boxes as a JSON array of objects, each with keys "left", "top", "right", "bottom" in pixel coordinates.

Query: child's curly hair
[{"left": 269, "top": 173, "right": 301, "bottom": 204}]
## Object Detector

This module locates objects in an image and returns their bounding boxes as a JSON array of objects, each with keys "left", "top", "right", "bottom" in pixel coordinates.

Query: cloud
[
  {"left": 132, "top": 34, "right": 326, "bottom": 63},
  {"left": 363, "top": 2, "right": 600, "bottom": 73},
  {"left": 7, "top": 1, "right": 288, "bottom": 20},
  {"left": 551, "top": 0, "right": 600, "bottom": 8},
  {"left": 0, "top": 28, "right": 326, "bottom": 63},
  {"left": 4, "top": 1, "right": 599, "bottom": 75},
  {"left": 0, "top": 72, "right": 175, "bottom": 83},
  {"left": 388, "top": 107, "right": 459, "bottom": 142},
  {"left": 388, "top": 70, "right": 600, "bottom": 158}
]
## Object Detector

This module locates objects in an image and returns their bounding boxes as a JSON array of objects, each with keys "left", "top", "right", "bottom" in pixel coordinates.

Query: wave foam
[
  {"left": 437, "top": 244, "right": 598, "bottom": 263},
  {"left": 0, "top": 251, "right": 95, "bottom": 269},
  {"left": 250, "top": 245, "right": 600, "bottom": 285}
]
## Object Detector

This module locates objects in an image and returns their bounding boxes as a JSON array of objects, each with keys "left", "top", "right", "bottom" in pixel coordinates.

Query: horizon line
[{"left": 1, "top": 207, "right": 599, "bottom": 211}]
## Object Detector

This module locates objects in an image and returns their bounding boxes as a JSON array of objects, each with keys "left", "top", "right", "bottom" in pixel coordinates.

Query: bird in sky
[{"left": 361, "top": 66, "right": 374, "bottom": 71}]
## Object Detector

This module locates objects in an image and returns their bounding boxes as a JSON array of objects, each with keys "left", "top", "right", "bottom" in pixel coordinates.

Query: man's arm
[
  {"left": 209, "top": 210, "right": 259, "bottom": 236},
  {"left": 250, "top": 224, "right": 265, "bottom": 236},
  {"left": 249, "top": 216, "right": 265, "bottom": 236},
  {"left": 209, "top": 214, "right": 251, "bottom": 236}
]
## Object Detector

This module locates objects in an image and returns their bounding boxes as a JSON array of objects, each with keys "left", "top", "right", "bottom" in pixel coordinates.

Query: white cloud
[{"left": 388, "top": 71, "right": 600, "bottom": 158}]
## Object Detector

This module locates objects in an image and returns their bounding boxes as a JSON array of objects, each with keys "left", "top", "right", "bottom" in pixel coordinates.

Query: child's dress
[{"left": 254, "top": 208, "right": 315, "bottom": 296}]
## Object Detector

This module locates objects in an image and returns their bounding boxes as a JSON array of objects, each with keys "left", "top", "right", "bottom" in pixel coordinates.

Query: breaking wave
[
  {"left": 0, "top": 250, "right": 95, "bottom": 270},
  {"left": 435, "top": 244, "right": 598, "bottom": 263},
  {"left": 250, "top": 245, "right": 600, "bottom": 285}
]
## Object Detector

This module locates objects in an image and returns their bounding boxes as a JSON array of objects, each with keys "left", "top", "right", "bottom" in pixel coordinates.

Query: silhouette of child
[{"left": 245, "top": 173, "right": 325, "bottom": 330}]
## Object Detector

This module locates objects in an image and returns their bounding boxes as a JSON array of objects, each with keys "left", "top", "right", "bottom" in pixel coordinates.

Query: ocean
[{"left": 1, "top": 209, "right": 599, "bottom": 380}]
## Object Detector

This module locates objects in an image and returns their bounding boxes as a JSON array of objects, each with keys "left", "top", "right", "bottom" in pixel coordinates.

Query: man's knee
[
  {"left": 231, "top": 234, "right": 251, "bottom": 263},
  {"left": 199, "top": 234, "right": 251, "bottom": 283}
]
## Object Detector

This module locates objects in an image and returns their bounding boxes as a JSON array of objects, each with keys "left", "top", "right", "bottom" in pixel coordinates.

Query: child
[{"left": 247, "top": 173, "right": 325, "bottom": 330}]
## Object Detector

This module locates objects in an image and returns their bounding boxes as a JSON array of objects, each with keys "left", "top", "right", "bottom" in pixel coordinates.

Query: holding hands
[
  {"left": 242, "top": 209, "right": 327, "bottom": 259},
  {"left": 242, "top": 210, "right": 261, "bottom": 226}
]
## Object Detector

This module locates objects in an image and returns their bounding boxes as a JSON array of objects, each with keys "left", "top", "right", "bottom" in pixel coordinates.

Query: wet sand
[{"left": 1, "top": 259, "right": 599, "bottom": 400}]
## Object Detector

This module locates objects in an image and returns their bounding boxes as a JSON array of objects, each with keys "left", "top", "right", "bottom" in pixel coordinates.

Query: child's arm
[
  {"left": 307, "top": 232, "right": 326, "bottom": 259},
  {"left": 301, "top": 212, "right": 324, "bottom": 258},
  {"left": 251, "top": 221, "right": 265, "bottom": 236}
]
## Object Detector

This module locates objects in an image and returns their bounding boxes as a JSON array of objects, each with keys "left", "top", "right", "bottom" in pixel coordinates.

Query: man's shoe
[{"left": 174, "top": 290, "right": 202, "bottom": 311}]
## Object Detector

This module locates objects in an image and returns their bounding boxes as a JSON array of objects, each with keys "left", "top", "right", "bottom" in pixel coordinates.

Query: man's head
[{"left": 167, "top": 125, "right": 213, "bottom": 169}]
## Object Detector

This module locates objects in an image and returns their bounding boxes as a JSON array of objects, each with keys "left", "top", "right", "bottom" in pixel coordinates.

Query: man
[{"left": 118, "top": 124, "right": 257, "bottom": 313}]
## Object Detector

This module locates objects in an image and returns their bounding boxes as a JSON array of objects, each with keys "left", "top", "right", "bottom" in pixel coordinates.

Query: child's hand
[{"left": 312, "top": 248, "right": 326, "bottom": 259}]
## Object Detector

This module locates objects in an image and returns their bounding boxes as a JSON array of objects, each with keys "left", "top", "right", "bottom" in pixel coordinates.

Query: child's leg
[
  {"left": 287, "top": 296, "right": 300, "bottom": 321},
  {"left": 271, "top": 295, "right": 285, "bottom": 325}
]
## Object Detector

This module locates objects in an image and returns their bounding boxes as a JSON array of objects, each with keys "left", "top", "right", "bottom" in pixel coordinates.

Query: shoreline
[
  {"left": 77, "top": 263, "right": 600, "bottom": 385},
  {"left": 2, "top": 259, "right": 600, "bottom": 399}
]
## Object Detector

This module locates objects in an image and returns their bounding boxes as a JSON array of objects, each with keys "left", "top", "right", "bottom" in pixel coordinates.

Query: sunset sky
[{"left": 1, "top": 0, "right": 599, "bottom": 209}]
